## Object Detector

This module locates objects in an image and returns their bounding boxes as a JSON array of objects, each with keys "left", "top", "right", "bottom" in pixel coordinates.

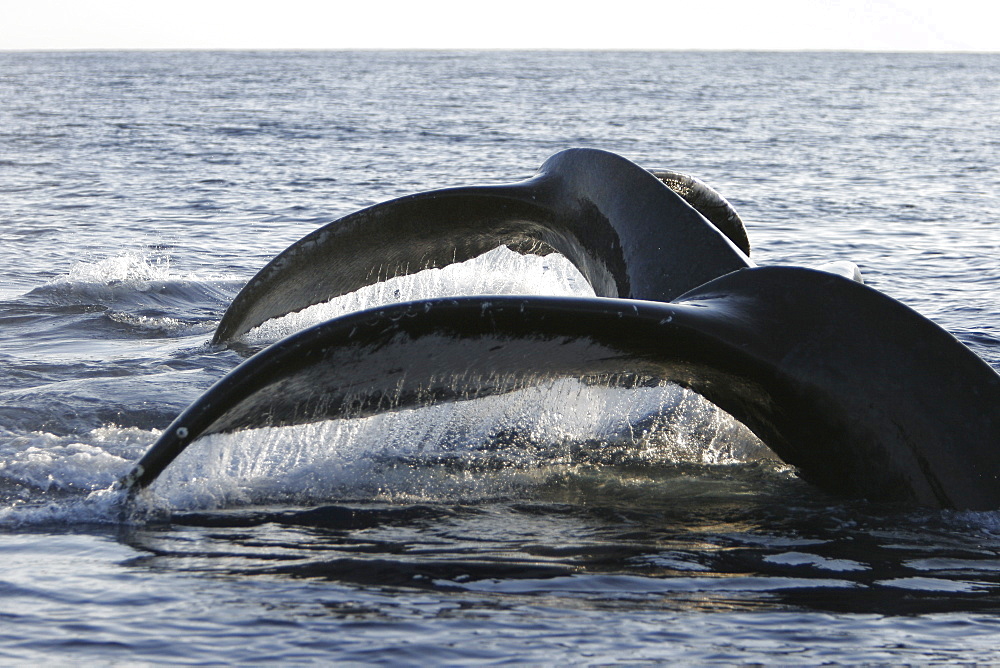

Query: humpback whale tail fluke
[
  {"left": 212, "top": 149, "right": 752, "bottom": 345},
  {"left": 121, "top": 149, "right": 1000, "bottom": 510}
]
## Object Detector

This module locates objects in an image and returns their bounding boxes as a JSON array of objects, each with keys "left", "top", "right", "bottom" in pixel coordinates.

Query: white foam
[
  {"left": 0, "top": 425, "right": 157, "bottom": 526},
  {"left": 65, "top": 250, "right": 175, "bottom": 284},
  {"left": 0, "top": 425, "right": 152, "bottom": 493},
  {"left": 29, "top": 249, "right": 241, "bottom": 309}
]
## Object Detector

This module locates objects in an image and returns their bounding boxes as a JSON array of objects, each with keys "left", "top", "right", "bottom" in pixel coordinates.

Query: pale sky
[{"left": 1, "top": 0, "right": 997, "bottom": 52}]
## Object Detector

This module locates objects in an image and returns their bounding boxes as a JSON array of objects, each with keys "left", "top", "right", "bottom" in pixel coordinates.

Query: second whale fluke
[{"left": 212, "top": 149, "right": 752, "bottom": 345}]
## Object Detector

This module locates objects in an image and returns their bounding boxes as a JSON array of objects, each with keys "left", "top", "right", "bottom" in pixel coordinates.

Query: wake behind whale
[{"left": 120, "top": 149, "right": 1000, "bottom": 510}]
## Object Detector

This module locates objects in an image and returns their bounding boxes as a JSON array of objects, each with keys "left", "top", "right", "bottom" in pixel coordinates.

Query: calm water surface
[{"left": 1, "top": 50, "right": 999, "bottom": 663}]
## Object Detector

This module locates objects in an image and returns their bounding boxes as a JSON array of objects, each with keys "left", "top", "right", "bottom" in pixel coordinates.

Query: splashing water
[
  {"left": 244, "top": 246, "right": 595, "bottom": 345},
  {"left": 138, "top": 247, "right": 774, "bottom": 511},
  {"left": 65, "top": 250, "right": 174, "bottom": 285},
  {"left": 145, "top": 379, "right": 775, "bottom": 511}
]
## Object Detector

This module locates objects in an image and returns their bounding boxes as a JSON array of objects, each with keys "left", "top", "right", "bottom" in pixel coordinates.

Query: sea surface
[{"left": 1, "top": 50, "right": 999, "bottom": 663}]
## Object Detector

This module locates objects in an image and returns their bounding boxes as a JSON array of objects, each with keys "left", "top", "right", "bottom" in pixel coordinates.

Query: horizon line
[{"left": 2, "top": 46, "right": 999, "bottom": 55}]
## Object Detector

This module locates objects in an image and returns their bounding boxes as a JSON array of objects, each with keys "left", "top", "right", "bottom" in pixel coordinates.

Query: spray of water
[
  {"left": 139, "top": 247, "right": 772, "bottom": 510},
  {"left": 1, "top": 247, "right": 773, "bottom": 520}
]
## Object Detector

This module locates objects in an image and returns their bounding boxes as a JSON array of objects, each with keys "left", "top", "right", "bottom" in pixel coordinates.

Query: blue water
[{"left": 1, "top": 50, "right": 1000, "bottom": 663}]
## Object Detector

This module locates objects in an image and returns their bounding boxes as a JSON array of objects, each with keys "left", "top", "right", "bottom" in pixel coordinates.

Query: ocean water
[{"left": 1, "top": 50, "right": 999, "bottom": 663}]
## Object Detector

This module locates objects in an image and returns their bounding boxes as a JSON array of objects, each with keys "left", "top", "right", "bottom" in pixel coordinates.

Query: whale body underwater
[{"left": 119, "top": 148, "right": 1000, "bottom": 510}]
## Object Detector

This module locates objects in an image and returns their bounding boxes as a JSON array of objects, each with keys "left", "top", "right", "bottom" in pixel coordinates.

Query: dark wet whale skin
[{"left": 123, "top": 149, "right": 1000, "bottom": 510}]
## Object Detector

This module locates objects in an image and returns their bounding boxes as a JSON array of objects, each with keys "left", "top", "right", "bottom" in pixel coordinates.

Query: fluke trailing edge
[{"left": 120, "top": 149, "right": 1000, "bottom": 510}]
